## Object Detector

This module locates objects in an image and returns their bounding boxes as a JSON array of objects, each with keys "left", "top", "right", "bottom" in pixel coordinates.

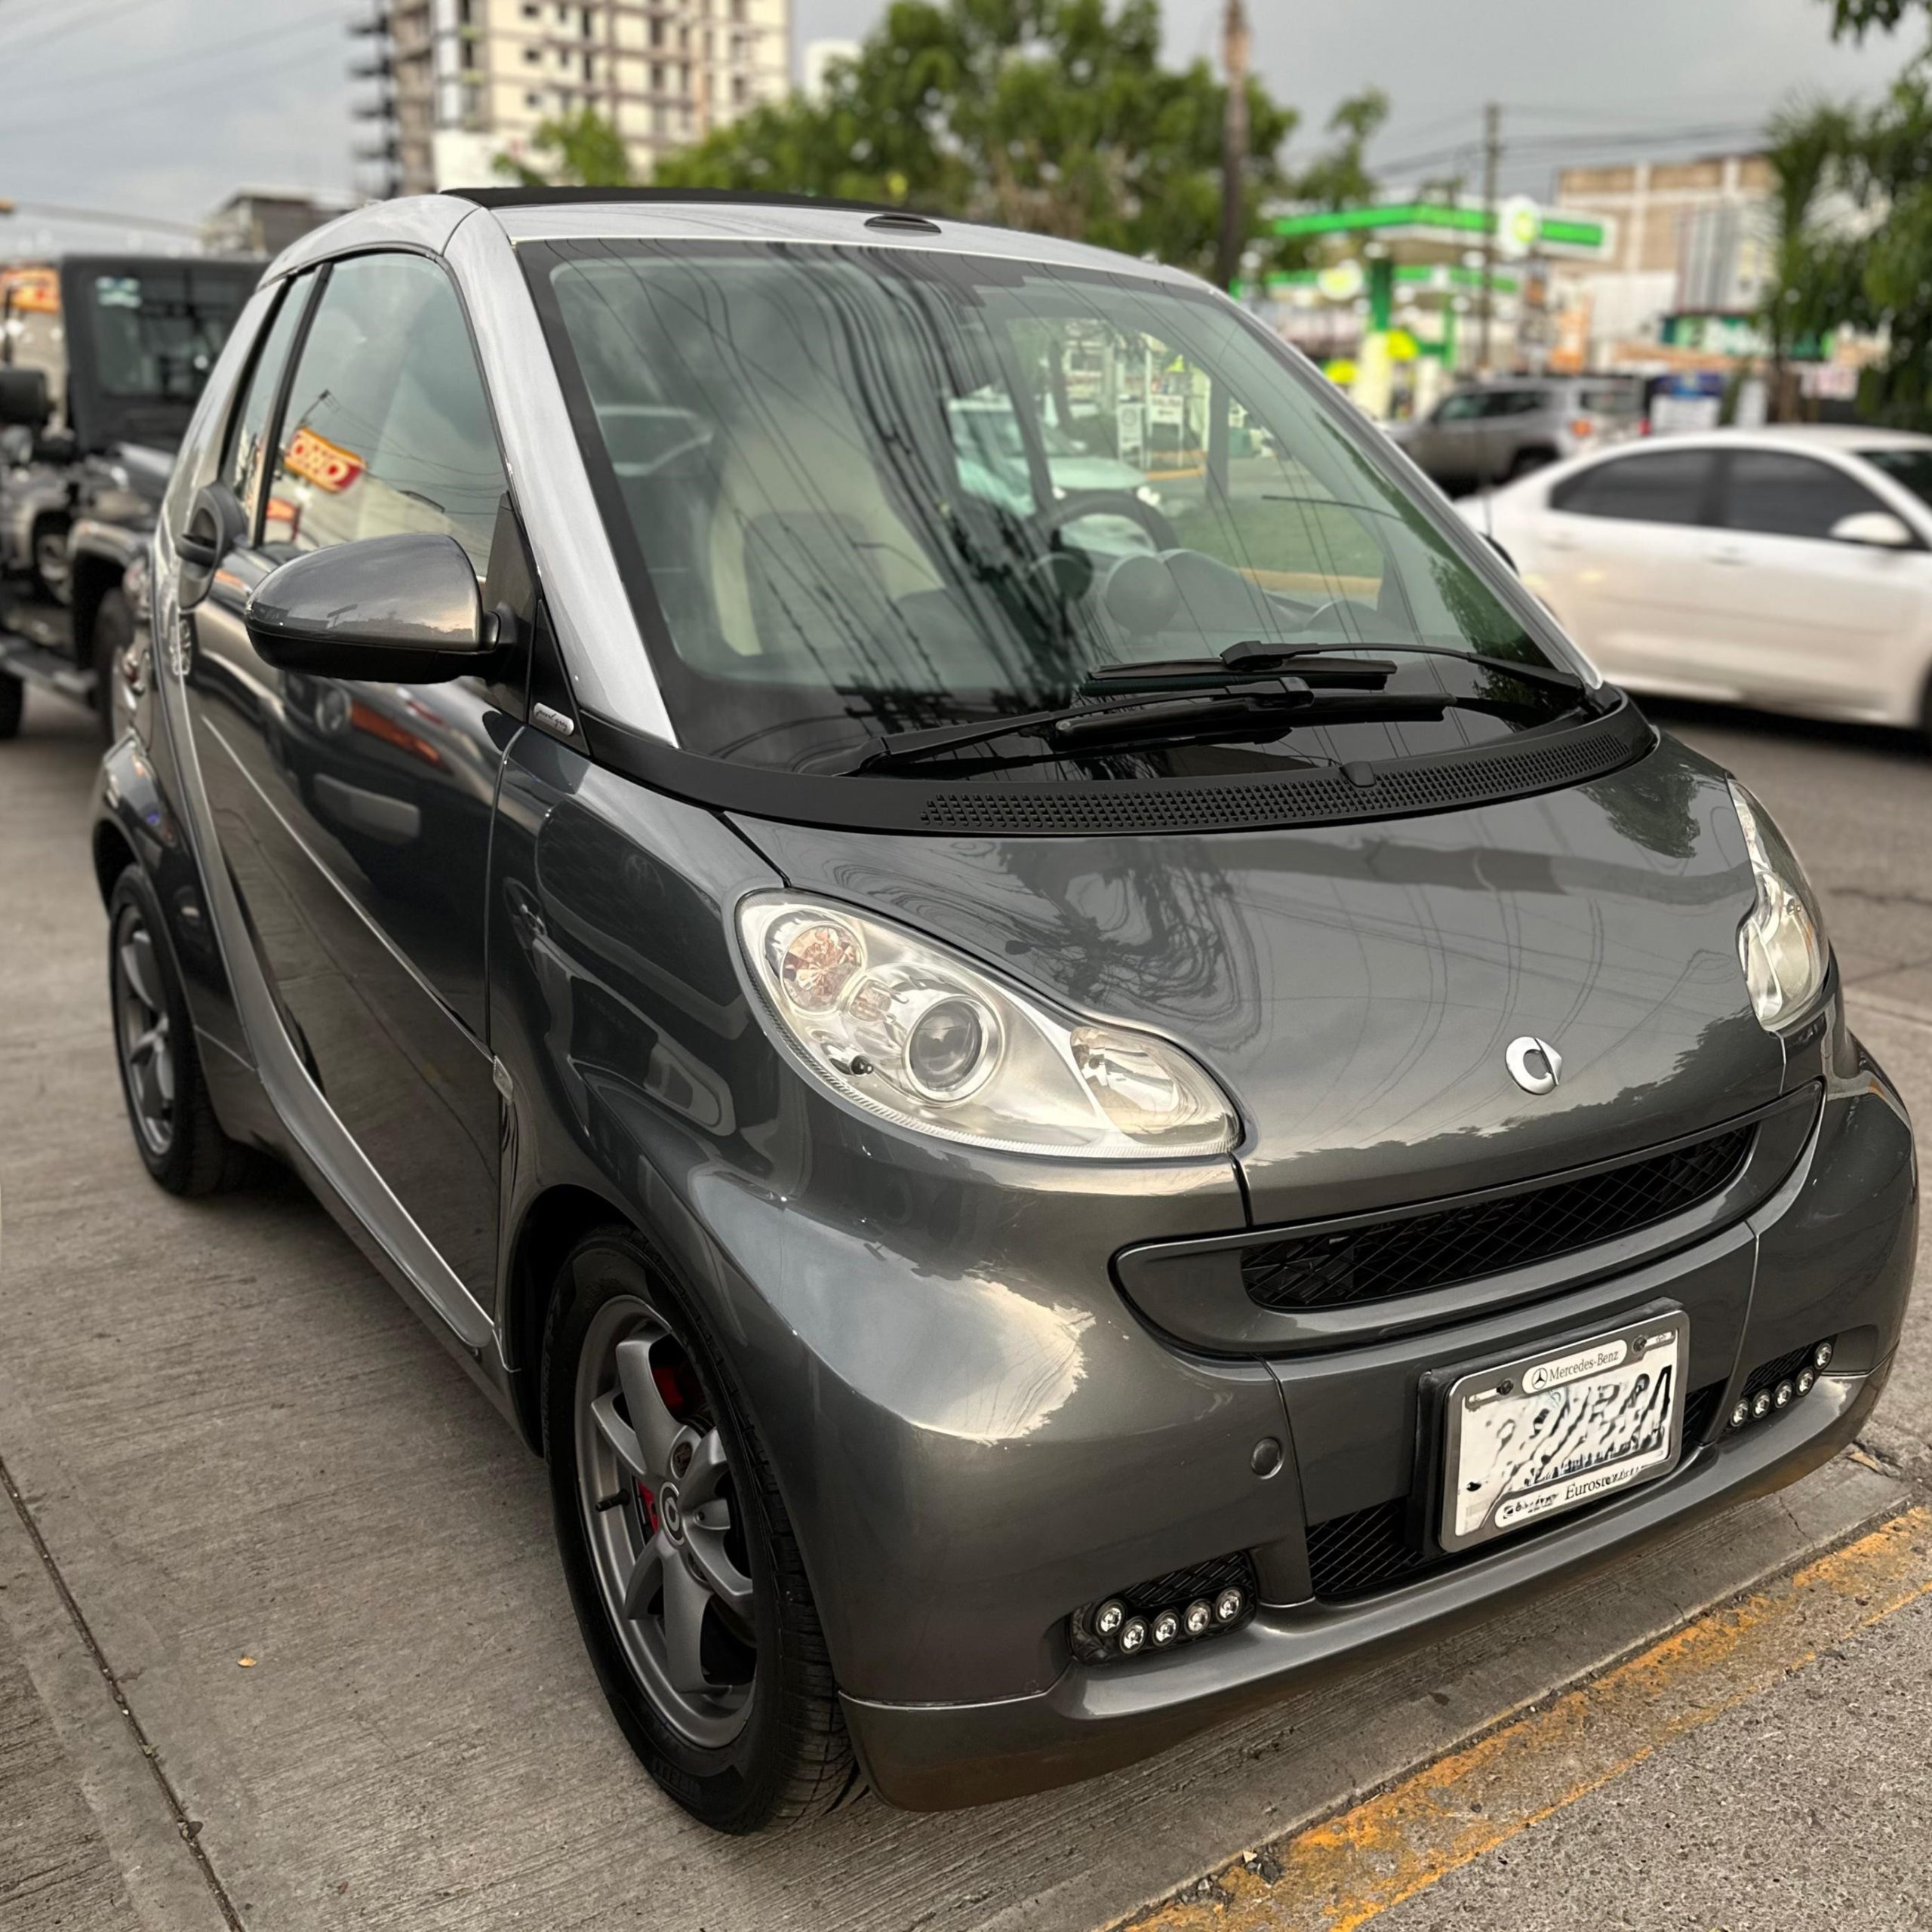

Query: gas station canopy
[{"left": 1270, "top": 198, "right": 1616, "bottom": 263}]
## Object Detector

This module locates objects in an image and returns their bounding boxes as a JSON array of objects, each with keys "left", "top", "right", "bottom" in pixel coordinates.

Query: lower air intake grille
[
  {"left": 1245, "top": 1126, "right": 1753, "bottom": 1314},
  {"left": 1306, "top": 1380, "right": 1725, "bottom": 1602}
]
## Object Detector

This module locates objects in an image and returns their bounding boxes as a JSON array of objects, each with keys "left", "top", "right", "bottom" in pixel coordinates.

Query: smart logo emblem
[{"left": 1506, "top": 1035, "right": 1563, "bottom": 1095}]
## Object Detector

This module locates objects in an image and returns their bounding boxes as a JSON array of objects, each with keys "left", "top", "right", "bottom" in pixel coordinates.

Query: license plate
[{"left": 1438, "top": 1312, "right": 1687, "bottom": 1553}]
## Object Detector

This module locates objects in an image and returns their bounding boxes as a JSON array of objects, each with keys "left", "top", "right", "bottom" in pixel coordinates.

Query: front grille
[
  {"left": 1245, "top": 1126, "right": 1753, "bottom": 1314},
  {"left": 1306, "top": 1380, "right": 1726, "bottom": 1601}
]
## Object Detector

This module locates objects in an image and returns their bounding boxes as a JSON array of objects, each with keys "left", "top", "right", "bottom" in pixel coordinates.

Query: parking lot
[{"left": 4, "top": 686, "right": 1931, "bottom": 1932}]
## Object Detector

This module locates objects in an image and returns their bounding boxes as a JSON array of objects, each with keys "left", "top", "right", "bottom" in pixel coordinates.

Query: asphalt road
[{"left": 2, "top": 686, "right": 1929, "bottom": 1932}]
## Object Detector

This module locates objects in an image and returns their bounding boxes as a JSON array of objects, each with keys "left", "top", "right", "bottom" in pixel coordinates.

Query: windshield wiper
[
  {"left": 1081, "top": 639, "right": 1588, "bottom": 697},
  {"left": 820, "top": 676, "right": 1480, "bottom": 777},
  {"left": 822, "top": 643, "right": 1589, "bottom": 778},
  {"left": 820, "top": 680, "right": 1316, "bottom": 776}
]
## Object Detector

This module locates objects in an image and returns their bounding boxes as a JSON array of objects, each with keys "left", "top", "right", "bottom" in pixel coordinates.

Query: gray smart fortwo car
[{"left": 94, "top": 189, "right": 1915, "bottom": 1834}]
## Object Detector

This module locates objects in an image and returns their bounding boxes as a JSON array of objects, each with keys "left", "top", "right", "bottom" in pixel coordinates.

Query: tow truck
[{"left": 0, "top": 254, "right": 262, "bottom": 740}]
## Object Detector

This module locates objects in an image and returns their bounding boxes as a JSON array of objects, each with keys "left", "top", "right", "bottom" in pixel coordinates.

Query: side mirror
[
  {"left": 176, "top": 481, "right": 248, "bottom": 611},
  {"left": 245, "top": 532, "right": 493, "bottom": 683},
  {"left": 1829, "top": 509, "right": 1916, "bottom": 549},
  {"left": 0, "top": 366, "right": 50, "bottom": 432}
]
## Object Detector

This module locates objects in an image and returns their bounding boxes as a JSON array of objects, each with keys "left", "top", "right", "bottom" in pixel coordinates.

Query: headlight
[
  {"left": 737, "top": 894, "right": 1238, "bottom": 1158},
  {"left": 1729, "top": 781, "right": 1828, "bottom": 1028}
]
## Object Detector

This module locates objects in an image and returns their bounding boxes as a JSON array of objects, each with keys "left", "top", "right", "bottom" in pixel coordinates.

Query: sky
[{"left": 0, "top": 0, "right": 1918, "bottom": 256}]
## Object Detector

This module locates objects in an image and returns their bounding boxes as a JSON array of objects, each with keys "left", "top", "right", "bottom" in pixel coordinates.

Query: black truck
[{"left": 0, "top": 254, "right": 263, "bottom": 740}]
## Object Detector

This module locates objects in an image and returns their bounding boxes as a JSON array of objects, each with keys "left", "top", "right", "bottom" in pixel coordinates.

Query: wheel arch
[
  {"left": 500, "top": 1181, "right": 640, "bottom": 1454},
  {"left": 91, "top": 812, "right": 138, "bottom": 909},
  {"left": 68, "top": 545, "right": 123, "bottom": 656}
]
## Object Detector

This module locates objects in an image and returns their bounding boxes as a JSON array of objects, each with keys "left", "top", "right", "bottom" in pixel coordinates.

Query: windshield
[
  {"left": 528, "top": 240, "right": 1574, "bottom": 776},
  {"left": 1859, "top": 447, "right": 1932, "bottom": 509},
  {"left": 88, "top": 267, "right": 251, "bottom": 401}
]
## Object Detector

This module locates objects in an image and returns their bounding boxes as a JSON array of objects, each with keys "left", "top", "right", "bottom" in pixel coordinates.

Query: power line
[
  {"left": 0, "top": 0, "right": 158, "bottom": 63},
  {"left": 0, "top": 198, "right": 202, "bottom": 235},
  {"left": 1, "top": 35, "right": 352, "bottom": 143}
]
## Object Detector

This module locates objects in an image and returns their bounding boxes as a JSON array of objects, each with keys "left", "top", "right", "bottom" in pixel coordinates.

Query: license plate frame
[{"left": 1435, "top": 1309, "right": 1687, "bottom": 1555}]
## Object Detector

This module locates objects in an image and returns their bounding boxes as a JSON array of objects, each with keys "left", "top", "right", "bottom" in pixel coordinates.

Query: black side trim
[{"left": 579, "top": 695, "right": 1656, "bottom": 838}]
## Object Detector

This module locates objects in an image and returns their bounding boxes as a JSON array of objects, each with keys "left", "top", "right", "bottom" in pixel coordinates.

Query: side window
[
  {"left": 219, "top": 272, "right": 314, "bottom": 534},
  {"left": 263, "top": 253, "right": 506, "bottom": 571},
  {"left": 1550, "top": 449, "right": 1718, "bottom": 527},
  {"left": 1719, "top": 451, "right": 1886, "bottom": 541},
  {"left": 1435, "top": 392, "right": 1484, "bottom": 423}
]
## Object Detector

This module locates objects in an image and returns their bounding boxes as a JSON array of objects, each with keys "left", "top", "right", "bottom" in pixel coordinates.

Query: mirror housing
[
  {"left": 175, "top": 481, "right": 248, "bottom": 611},
  {"left": 0, "top": 366, "right": 50, "bottom": 432},
  {"left": 245, "top": 532, "right": 492, "bottom": 682},
  {"left": 1829, "top": 509, "right": 1916, "bottom": 549}
]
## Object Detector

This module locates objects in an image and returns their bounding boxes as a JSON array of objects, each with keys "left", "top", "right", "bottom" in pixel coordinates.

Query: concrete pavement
[{"left": 1, "top": 687, "right": 1927, "bottom": 1932}]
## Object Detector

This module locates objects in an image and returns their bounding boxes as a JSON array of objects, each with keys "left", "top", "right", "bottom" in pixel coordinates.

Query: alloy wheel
[
  {"left": 112, "top": 908, "right": 175, "bottom": 1156},
  {"left": 574, "top": 1293, "right": 758, "bottom": 1749}
]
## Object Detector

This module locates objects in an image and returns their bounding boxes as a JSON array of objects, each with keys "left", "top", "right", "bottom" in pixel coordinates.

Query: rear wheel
[
  {"left": 91, "top": 589, "right": 133, "bottom": 745},
  {"left": 543, "top": 1227, "right": 855, "bottom": 1832},
  {"left": 0, "top": 672, "right": 20, "bottom": 741},
  {"left": 107, "top": 867, "right": 251, "bottom": 1196}
]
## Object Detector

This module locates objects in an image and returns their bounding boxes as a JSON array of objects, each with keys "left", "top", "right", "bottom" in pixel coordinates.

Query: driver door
[{"left": 179, "top": 253, "right": 519, "bottom": 1313}]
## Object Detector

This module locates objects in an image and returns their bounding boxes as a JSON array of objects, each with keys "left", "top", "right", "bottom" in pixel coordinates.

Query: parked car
[
  {"left": 0, "top": 254, "right": 262, "bottom": 741},
  {"left": 1392, "top": 375, "right": 1644, "bottom": 493},
  {"left": 97, "top": 190, "right": 1915, "bottom": 1834},
  {"left": 1472, "top": 426, "right": 1932, "bottom": 740}
]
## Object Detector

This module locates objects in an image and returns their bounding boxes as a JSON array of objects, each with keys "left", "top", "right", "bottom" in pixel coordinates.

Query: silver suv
[{"left": 1395, "top": 376, "right": 1643, "bottom": 493}]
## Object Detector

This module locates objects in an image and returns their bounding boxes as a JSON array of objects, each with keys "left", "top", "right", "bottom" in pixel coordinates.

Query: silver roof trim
[
  {"left": 488, "top": 199, "right": 1208, "bottom": 288},
  {"left": 263, "top": 194, "right": 478, "bottom": 281},
  {"left": 443, "top": 209, "right": 676, "bottom": 743}
]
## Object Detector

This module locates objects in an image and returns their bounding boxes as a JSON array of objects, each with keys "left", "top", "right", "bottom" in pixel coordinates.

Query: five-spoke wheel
[
  {"left": 575, "top": 1293, "right": 758, "bottom": 1747},
  {"left": 546, "top": 1229, "right": 855, "bottom": 1831},
  {"left": 112, "top": 904, "right": 176, "bottom": 1158}
]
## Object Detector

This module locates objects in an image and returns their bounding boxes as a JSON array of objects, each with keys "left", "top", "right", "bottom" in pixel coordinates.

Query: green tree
[
  {"left": 496, "top": 106, "right": 635, "bottom": 187},
  {"left": 1272, "top": 88, "right": 1391, "bottom": 272},
  {"left": 653, "top": 0, "right": 1297, "bottom": 278},
  {"left": 1757, "top": 98, "right": 1857, "bottom": 416},
  {"left": 1755, "top": 5, "right": 1932, "bottom": 425}
]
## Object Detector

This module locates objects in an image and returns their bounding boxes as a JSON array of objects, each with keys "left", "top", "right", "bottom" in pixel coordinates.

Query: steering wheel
[{"left": 1035, "top": 487, "right": 1180, "bottom": 555}]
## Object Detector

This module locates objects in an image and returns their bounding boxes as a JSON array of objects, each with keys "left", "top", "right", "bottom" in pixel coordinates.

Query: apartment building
[
  {"left": 355, "top": 0, "right": 792, "bottom": 196},
  {"left": 1552, "top": 153, "right": 1775, "bottom": 365}
]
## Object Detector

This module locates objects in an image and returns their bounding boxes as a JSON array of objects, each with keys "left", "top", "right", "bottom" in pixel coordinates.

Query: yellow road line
[{"left": 1119, "top": 1506, "right": 1932, "bottom": 1932}]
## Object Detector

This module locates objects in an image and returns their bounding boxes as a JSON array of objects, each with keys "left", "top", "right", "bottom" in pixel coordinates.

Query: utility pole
[
  {"left": 1475, "top": 100, "right": 1500, "bottom": 374},
  {"left": 1216, "top": 0, "right": 1251, "bottom": 296}
]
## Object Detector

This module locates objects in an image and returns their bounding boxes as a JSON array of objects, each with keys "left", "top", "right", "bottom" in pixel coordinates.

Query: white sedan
[{"left": 1467, "top": 426, "right": 1932, "bottom": 741}]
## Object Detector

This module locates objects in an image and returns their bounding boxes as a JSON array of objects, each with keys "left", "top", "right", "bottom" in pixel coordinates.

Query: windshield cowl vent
[{"left": 912, "top": 704, "right": 1654, "bottom": 836}]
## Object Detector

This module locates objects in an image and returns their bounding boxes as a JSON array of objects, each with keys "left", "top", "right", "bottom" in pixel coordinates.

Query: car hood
[
  {"left": 1050, "top": 454, "right": 1149, "bottom": 493},
  {"left": 729, "top": 735, "right": 1789, "bottom": 1226}
]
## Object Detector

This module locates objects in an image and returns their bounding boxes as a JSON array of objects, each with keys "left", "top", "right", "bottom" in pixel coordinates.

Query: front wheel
[
  {"left": 107, "top": 867, "right": 251, "bottom": 1195},
  {"left": 543, "top": 1228, "right": 855, "bottom": 1832}
]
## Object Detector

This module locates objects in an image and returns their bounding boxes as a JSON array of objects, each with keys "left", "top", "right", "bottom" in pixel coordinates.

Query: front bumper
[
  {"left": 844, "top": 1362, "right": 1887, "bottom": 1809},
  {"left": 832, "top": 1044, "right": 1915, "bottom": 1810}
]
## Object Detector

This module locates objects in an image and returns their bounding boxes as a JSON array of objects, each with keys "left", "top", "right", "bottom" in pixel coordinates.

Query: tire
[
  {"left": 91, "top": 589, "right": 133, "bottom": 746},
  {"left": 1504, "top": 448, "right": 1554, "bottom": 482},
  {"left": 30, "top": 516, "right": 69, "bottom": 601},
  {"left": 106, "top": 866, "right": 251, "bottom": 1196},
  {"left": 543, "top": 1226, "right": 856, "bottom": 1832},
  {"left": 0, "top": 672, "right": 21, "bottom": 741}
]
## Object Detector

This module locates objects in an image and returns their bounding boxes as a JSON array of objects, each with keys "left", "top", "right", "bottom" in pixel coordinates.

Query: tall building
[
  {"left": 1552, "top": 154, "right": 1776, "bottom": 366},
  {"left": 352, "top": 0, "right": 792, "bottom": 199}
]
